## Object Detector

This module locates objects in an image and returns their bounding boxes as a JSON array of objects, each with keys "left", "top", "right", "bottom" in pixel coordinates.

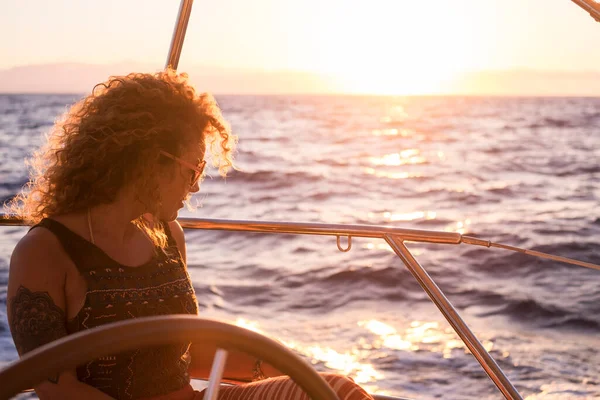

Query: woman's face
[{"left": 157, "top": 147, "right": 205, "bottom": 221}]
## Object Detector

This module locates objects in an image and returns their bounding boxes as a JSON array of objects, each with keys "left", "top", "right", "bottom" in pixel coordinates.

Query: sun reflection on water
[
  {"left": 383, "top": 210, "right": 437, "bottom": 222},
  {"left": 232, "top": 317, "right": 498, "bottom": 396},
  {"left": 308, "top": 346, "right": 383, "bottom": 384},
  {"left": 233, "top": 319, "right": 385, "bottom": 389},
  {"left": 359, "top": 319, "right": 495, "bottom": 360},
  {"left": 371, "top": 128, "right": 414, "bottom": 137},
  {"left": 363, "top": 167, "right": 420, "bottom": 180},
  {"left": 283, "top": 340, "right": 384, "bottom": 386},
  {"left": 234, "top": 318, "right": 262, "bottom": 333},
  {"left": 369, "top": 150, "right": 426, "bottom": 166},
  {"left": 445, "top": 218, "right": 472, "bottom": 234}
]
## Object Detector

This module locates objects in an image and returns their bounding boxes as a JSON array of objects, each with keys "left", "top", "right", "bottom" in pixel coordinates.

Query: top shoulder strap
[
  {"left": 162, "top": 221, "right": 178, "bottom": 248},
  {"left": 29, "top": 218, "right": 96, "bottom": 271}
]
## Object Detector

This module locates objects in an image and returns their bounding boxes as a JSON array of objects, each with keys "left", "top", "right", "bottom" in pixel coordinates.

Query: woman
[{"left": 6, "top": 70, "right": 374, "bottom": 400}]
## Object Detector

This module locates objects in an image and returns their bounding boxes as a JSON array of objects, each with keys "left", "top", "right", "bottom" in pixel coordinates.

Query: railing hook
[{"left": 336, "top": 235, "right": 352, "bottom": 252}]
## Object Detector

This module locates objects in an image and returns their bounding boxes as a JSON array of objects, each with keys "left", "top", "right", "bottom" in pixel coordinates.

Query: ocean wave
[
  {"left": 225, "top": 169, "right": 317, "bottom": 186},
  {"left": 528, "top": 117, "right": 573, "bottom": 129},
  {"left": 476, "top": 296, "right": 600, "bottom": 330},
  {"left": 321, "top": 265, "right": 415, "bottom": 289}
]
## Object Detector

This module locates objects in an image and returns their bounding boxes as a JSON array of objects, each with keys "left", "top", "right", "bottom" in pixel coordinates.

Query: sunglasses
[{"left": 160, "top": 150, "right": 206, "bottom": 187}]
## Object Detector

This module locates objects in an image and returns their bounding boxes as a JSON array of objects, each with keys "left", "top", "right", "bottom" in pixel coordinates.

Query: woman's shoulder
[
  {"left": 15, "top": 222, "right": 66, "bottom": 258},
  {"left": 8, "top": 221, "right": 74, "bottom": 299},
  {"left": 11, "top": 218, "right": 78, "bottom": 277}
]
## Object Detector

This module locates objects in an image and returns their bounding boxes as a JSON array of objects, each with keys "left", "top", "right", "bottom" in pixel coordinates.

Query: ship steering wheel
[{"left": 0, "top": 316, "right": 339, "bottom": 400}]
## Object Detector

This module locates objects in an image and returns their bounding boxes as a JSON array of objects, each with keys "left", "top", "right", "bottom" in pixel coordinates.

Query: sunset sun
[{"left": 305, "top": 1, "right": 485, "bottom": 94}]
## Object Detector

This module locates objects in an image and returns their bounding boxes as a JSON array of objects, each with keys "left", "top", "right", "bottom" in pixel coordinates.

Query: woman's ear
[{"left": 157, "top": 162, "right": 177, "bottom": 181}]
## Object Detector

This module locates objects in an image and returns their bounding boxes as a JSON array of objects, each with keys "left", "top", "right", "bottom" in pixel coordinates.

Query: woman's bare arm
[
  {"left": 7, "top": 228, "right": 114, "bottom": 399},
  {"left": 187, "top": 344, "right": 284, "bottom": 382},
  {"left": 168, "top": 220, "right": 284, "bottom": 382}
]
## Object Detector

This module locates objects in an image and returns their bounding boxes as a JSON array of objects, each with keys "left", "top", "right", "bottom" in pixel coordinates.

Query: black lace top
[{"left": 32, "top": 218, "right": 199, "bottom": 399}]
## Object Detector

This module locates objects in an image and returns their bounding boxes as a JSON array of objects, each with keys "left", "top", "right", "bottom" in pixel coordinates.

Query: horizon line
[
  {"left": 1, "top": 91, "right": 599, "bottom": 98},
  {"left": 3, "top": 61, "right": 600, "bottom": 76},
  {"left": 3, "top": 62, "right": 600, "bottom": 97}
]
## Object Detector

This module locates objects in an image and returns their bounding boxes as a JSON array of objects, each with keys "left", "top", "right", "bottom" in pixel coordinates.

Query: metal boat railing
[
  {"left": 3, "top": 216, "right": 600, "bottom": 398},
  {"left": 0, "top": 214, "right": 524, "bottom": 399}
]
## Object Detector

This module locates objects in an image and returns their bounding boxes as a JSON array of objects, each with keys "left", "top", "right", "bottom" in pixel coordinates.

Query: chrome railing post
[
  {"left": 384, "top": 234, "right": 522, "bottom": 400},
  {"left": 165, "top": 0, "right": 195, "bottom": 70},
  {"left": 571, "top": 0, "right": 600, "bottom": 22}
]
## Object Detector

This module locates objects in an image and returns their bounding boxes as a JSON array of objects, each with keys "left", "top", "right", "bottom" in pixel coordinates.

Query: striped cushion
[{"left": 198, "top": 373, "right": 373, "bottom": 400}]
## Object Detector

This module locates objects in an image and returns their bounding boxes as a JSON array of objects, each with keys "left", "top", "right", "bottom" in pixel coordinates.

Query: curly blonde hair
[{"left": 7, "top": 69, "right": 236, "bottom": 247}]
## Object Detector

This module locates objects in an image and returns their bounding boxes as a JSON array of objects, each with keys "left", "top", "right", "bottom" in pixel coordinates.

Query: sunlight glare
[
  {"left": 369, "top": 150, "right": 426, "bottom": 167},
  {"left": 303, "top": 345, "right": 383, "bottom": 384},
  {"left": 383, "top": 210, "right": 436, "bottom": 222},
  {"left": 445, "top": 218, "right": 472, "bottom": 234},
  {"left": 359, "top": 319, "right": 496, "bottom": 360},
  {"left": 234, "top": 318, "right": 262, "bottom": 333},
  {"left": 314, "top": 1, "right": 480, "bottom": 94},
  {"left": 281, "top": 339, "right": 383, "bottom": 385},
  {"left": 363, "top": 167, "right": 419, "bottom": 180}
]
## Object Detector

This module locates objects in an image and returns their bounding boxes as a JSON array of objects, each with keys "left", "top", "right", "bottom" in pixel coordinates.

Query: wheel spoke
[{"left": 204, "top": 348, "right": 228, "bottom": 400}]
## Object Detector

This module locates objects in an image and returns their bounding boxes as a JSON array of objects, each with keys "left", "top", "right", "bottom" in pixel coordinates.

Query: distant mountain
[
  {"left": 446, "top": 69, "right": 600, "bottom": 97},
  {"left": 0, "top": 62, "right": 346, "bottom": 95},
  {"left": 0, "top": 62, "right": 150, "bottom": 94},
  {"left": 1, "top": 62, "right": 599, "bottom": 96}
]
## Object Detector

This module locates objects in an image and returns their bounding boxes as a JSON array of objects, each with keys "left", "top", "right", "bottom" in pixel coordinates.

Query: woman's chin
[{"left": 158, "top": 207, "right": 180, "bottom": 222}]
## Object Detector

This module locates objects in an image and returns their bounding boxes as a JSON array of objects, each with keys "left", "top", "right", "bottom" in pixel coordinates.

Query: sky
[{"left": 1, "top": 0, "right": 600, "bottom": 95}]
